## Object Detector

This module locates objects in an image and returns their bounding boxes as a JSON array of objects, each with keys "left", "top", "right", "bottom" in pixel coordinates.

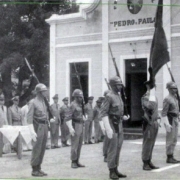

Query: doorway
[
  {"left": 70, "top": 62, "right": 89, "bottom": 103},
  {"left": 125, "top": 58, "right": 147, "bottom": 127}
]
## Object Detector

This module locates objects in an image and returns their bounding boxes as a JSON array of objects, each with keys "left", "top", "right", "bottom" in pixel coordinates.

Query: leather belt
[
  {"left": 72, "top": 119, "right": 84, "bottom": 124},
  {"left": 34, "top": 118, "right": 48, "bottom": 125}
]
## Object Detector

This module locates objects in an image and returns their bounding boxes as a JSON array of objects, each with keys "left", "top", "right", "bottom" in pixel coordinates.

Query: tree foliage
[{"left": 0, "top": 0, "right": 79, "bottom": 106}]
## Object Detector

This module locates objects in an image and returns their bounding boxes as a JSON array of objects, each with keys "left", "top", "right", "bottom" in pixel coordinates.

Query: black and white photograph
[{"left": 0, "top": 0, "right": 180, "bottom": 179}]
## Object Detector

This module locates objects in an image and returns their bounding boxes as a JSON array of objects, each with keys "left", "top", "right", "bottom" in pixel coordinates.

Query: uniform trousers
[
  {"left": 94, "top": 121, "right": 102, "bottom": 142},
  {"left": 61, "top": 121, "right": 70, "bottom": 143},
  {"left": 142, "top": 121, "right": 158, "bottom": 161},
  {"left": 103, "top": 134, "right": 109, "bottom": 157},
  {"left": 107, "top": 122, "right": 124, "bottom": 169},
  {"left": 31, "top": 122, "right": 48, "bottom": 168},
  {"left": 50, "top": 123, "right": 59, "bottom": 146},
  {"left": 71, "top": 122, "right": 83, "bottom": 161},
  {"left": 166, "top": 119, "right": 179, "bottom": 155},
  {"left": 84, "top": 120, "right": 92, "bottom": 143}
]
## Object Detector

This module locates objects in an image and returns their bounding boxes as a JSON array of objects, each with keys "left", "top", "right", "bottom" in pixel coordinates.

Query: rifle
[
  {"left": 166, "top": 63, "right": 180, "bottom": 109},
  {"left": 73, "top": 62, "right": 86, "bottom": 116},
  {"left": 108, "top": 44, "right": 128, "bottom": 116},
  {"left": 25, "top": 58, "right": 54, "bottom": 121},
  {"left": 105, "top": 78, "right": 111, "bottom": 90}
]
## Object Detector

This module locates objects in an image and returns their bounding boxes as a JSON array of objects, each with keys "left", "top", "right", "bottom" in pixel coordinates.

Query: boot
[
  {"left": 77, "top": 160, "right": 85, "bottom": 167},
  {"left": 32, "top": 166, "right": 43, "bottom": 177},
  {"left": 109, "top": 168, "right": 119, "bottom": 180},
  {"left": 71, "top": 160, "right": 78, "bottom": 168},
  {"left": 166, "top": 155, "right": 180, "bottom": 164},
  {"left": 143, "top": 160, "right": 152, "bottom": 171},
  {"left": 37, "top": 165, "right": 48, "bottom": 176},
  {"left": 148, "top": 161, "right": 159, "bottom": 169},
  {"left": 115, "top": 167, "right": 127, "bottom": 178}
]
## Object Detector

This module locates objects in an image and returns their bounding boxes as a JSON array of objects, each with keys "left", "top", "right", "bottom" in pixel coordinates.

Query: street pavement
[{"left": 1, "top": 130, "right": 180, "bottom": 180}]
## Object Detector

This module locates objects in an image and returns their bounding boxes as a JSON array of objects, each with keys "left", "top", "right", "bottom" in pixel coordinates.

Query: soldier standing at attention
[
  {"left": 65, "top": 89, "right": 86, "bottom": 168},
  {"left": 27, "top": 83, "right": 55, "bottom": 177},
  {"left": 141, "top": 81, "right": 160, "bottom": 170},
  {"left": 50, "top": 94, "right": 61, "bottom": 149},
  {"left": 93, "top": 98, "right": 103, "bottom": 143},
  {"left": 60, "top": 97, "right": 70, "bottom": 147},
  {"left": 162, "top": 81, "right": 180, "bottom": 163},
  {"left": 102, "top": 90, "right": 111, "bottom": 162},
  {"left": 84, "top": 96, "right": 94, "bottom": 144},
  {"left": 100, "top": 76, "right": 129, "bottom": 179}
]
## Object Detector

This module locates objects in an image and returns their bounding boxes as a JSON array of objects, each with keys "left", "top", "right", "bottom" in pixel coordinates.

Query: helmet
[
  {"left": 35, "top": 83, "right": 47, "bottom": 93},
  {"left": 109, "top": 76, "right": 123, "bottom": 86},
  {"left": 166, "top": 81, "right": 177, "bottom": 89},
  {"left": 72, "top": 89, "right": 83, "bottom": 97},
  {"left": 103, "top": 90, "right": 111, "bottom": 96}
]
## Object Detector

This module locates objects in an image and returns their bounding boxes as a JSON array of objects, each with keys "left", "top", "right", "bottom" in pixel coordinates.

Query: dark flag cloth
[{"left": 148, "top": 0, "right": 170, "bottom": 87}]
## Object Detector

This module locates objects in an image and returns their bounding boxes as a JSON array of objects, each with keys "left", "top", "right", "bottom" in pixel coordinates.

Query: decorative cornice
[{"left": 46, "top": 0, "right": 100, "bottom": 24}]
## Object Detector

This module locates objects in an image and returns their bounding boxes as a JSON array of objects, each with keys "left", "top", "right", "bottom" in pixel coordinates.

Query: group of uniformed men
[{"left": 0, "top": 75, "right": 180, "bottom": 179}]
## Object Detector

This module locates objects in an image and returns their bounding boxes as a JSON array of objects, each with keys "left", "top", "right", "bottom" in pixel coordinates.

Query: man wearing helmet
[
  {"left": 100, "top": 76, "right": 130, "bottom": 179},
  {"left": 27, "top": 83, "right": 55, "bottom": 177},
  {"left": 64, "top": 89, "right": 86, "bottom": 168},
  {"left": 162, "top": 81, "right": 180, "bottom": 164}
]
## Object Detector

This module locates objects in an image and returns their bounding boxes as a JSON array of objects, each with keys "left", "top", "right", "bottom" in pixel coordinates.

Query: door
[
  {"left": 70, "top": 62, "right": 89, "bottom": 103},
  {"left": 125, "top": 59, "right": 147, "bottom": 127}
]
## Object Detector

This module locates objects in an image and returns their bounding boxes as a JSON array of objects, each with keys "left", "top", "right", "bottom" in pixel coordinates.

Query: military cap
[
  {"left": 96, "top": 97, "right": 102, "bottom": 103},
  {"left": 88, "top": 96, "right": 94, "bottom": 100},
  {"left": 0, "top": 94, "right": 5, "bottom": 101},
  {"left": 35, "top": 83, "right": 47, "bottom": 93},
  {"left": 144, "top": 80, "right": 155, "bottom": 89},
  {"left": 72, "top": 89, "right": 83, "bottom": 97},
  {"left": 103, "top": 90, "right": 111, "bottom": 96},
  {"left": 53, "top": 94, "right": 58, "bottom": 99},
  {"left": 62, "top": 97, "right": 68, "bottom": 101},
  {"left": 166, "top": 81, "right": 177, "bottom": 89},
  {"left": 109, "top": 76, "right": 123, "bottom": 86},
  {"left": 12, "top": 95, "right": 19, "bottom": 101}
]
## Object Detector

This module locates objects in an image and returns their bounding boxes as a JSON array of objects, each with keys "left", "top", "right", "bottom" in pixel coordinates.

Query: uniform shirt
[
  {"left": 60, "top": 104, "right": 69, "bottom": 121},
  {"left": 100, "top": 90, "right": 124, "bottom": 118},
  {"left": 27, "top": 96, "right": 49, "bottom": 124},
  {"left": 93, "top": 105, "right": 101, "bottom": 122},
  {"left": 21, "top": 104, "right": 29, "bottom": 125},
  {"left": 84, "top": 103, "right": 93, "bottom": 121},
  {"left": 8, "top": 104, "right": 22, "bottom": 125},
  {"left": 162, "top": 94, "right": 179, "bottom": 117},
  {"left": 0, "top": 105, "right": 8, "bottom": 127},
  {"left": 141, "top": 93, "right": 159, "bottom": 121},
  {"left": 64, "top": 100, "right": 83, "bottom": 122},
  {"left": 50, "top": 103, "right": 61, "bottom": 124}
]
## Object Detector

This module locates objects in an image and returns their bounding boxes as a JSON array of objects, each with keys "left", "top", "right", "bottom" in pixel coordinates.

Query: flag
[{"left": 148, "top": 0, "right": 170, "bottom": 87}]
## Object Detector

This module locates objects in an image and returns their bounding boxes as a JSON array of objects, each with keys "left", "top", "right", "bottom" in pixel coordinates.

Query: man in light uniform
[
  {"left": 93, "top": 97, "right": 103, "bottom": 143},
  {"left": 27, "top": 83, "right": 55, "bottom": 177},
  {"left": 64, "top": 89, "right": 86, "bottom": 168},
  {"left": 84, "top": 96, "right": 94, "bottom": 144},
  {"left": 50, "top": 94, "right": 61, "bottom": 149},
  {"left": 141, "top": 81, "right": 160, "bottom": 170},
  {"left": 162, "top": 81, "right": 180, "bottom": 163},
  {"left": 60, "top": 97, "right": 70, "bottom": 147},
  {"left": 100, "top": 76, "right": 129, "bottom": 179}
]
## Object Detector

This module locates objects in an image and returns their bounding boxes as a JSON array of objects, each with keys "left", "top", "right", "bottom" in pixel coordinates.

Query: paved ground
[{"left": 1, "top": 130, "right": 180, "bottom": 180}]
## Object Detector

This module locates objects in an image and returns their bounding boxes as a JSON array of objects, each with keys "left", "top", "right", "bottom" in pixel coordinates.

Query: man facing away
[
  {"left": 141, "top": 81, "right": 160, "bottom": 170},
  {"left": 162, "top": 81, "right": 180, "bottom": 164}
]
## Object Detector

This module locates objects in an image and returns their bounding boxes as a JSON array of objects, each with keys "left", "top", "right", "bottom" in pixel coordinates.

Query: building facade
[{"left": 46, "top": 0, "right": 180, "bottom": 126}]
